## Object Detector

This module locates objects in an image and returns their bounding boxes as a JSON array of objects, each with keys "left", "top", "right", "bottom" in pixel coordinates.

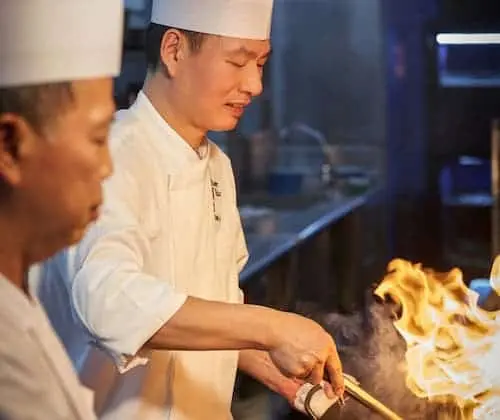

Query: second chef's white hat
[
  {"left": 0, "top": 0, "right": 124, "bottom": 88},
  {"left": 151, "top": 0, "right": 274, "bottom": 40}
]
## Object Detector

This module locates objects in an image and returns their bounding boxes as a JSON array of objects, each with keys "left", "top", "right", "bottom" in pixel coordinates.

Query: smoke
[{"left": 286, "top": 298, "right": 471, "bottom": 420}]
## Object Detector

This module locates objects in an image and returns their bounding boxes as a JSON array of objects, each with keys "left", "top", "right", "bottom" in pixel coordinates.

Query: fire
[{"left": 374, "top": 258, "right": 500, "bottom": 419}]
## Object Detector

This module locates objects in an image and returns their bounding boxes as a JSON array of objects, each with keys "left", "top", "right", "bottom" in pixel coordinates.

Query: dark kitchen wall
[
  {"left": 427, "top": 0, "right": 500, "bottom": 180},
  {"left": 271, "top": 0, "right": 386, "bottom": 148},
  {"left": 381, "top": 0, "right": 439, "bottom": 263},
  {"left": 269, "top": 0, "right": 438, "bottom": 264},
  {"left": 424, "top": 0, "right": 500, "bottom": 276}
]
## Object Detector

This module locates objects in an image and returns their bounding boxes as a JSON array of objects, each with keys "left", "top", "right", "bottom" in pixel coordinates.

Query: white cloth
[
  {"left": 151, "top": 0, "right": 274, "bottom": 40},
  {"left": 0, "top": 274, "right": 96, "bottom": 419},
  {"left": 30, "top": 254, "right": 92, "bottom": 372},
  {"left": 0, "top": 0, "right": 123, "bottom": 88},
  {"left": 37, "top": 91, "right": 248, "bottom": 419}
]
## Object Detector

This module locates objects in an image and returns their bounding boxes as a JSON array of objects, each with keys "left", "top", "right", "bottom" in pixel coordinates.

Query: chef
[
  {"left": 35, "top": 0, "right": 345, "bottom": 419},
  {"left": 0, "top": 0, "right": 123, "bottom": 418}
]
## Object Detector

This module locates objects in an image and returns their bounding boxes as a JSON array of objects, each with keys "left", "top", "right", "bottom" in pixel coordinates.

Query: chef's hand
[
  {"left": 278, "top": 376, "right": 308, "bottom": 410},
  {"left": 267, "top": 312, "right": 344, "bottom": 399}
]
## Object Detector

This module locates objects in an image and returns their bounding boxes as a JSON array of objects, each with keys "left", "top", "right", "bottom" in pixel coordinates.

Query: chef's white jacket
[
  {"left": 34, "top": 91, "right": 248, "bottom": 420},
  {"left": 0, "top": 273, "right": 96, "bottom": 419}
]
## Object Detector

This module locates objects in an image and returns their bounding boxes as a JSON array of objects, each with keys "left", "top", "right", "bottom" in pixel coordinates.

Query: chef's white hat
[
  {"left": 151, "top": 0, "right": 274, "bottom": 40},
  {"left": 0, "top": 0, "right": 123, "bottom": 88}
]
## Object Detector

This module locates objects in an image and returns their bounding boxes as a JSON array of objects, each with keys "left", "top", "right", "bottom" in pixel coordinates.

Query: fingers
[
  {"left": 307, "top": 362, "right": 338, "bottom": 399},
  {"left": 325, "top": 353, "right": 344, "bottom": 398},
  {"left": 308, "top": 361, "right": 324, "bottom": 386},
  {"left": 322, "top": 382, "right": 334, "bottom": 399}
]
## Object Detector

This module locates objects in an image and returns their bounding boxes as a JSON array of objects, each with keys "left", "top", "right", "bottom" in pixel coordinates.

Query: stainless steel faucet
[{"left": 278, "top": 122, "right": 336, "bottom": 187}]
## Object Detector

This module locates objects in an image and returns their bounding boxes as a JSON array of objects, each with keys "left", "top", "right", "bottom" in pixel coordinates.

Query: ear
[
  {"left": 0, "top": 113, "right": 34, "bottom": 187},
  {"left": 159, "top": 28, "right": 190, "bottom": 77}
]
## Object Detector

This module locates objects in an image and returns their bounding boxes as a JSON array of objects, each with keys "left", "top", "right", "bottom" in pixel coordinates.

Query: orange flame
[{"left": 374, "top": 258, "right": 500, "bottom": 419}]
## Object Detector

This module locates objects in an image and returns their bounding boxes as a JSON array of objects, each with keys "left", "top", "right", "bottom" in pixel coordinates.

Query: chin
[
  {"left": 59, "top": 224, "right": 88, "bottom": 249},
  {"left": 27, "top": 223, "right": 87, "bottom": 266},
  {"left": 68, "top": 227, "right": 87, "bottom": 245},
  {"left": 210, "top": 116, "right": 240, "bottom": 132}
]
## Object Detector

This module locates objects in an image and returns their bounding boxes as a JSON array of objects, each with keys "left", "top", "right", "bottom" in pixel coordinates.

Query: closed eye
[
  {"left": 93, "top": 136, "right": 108, "bottom": 146},
  {"left": 228, "top": 60, "right": 246, "bottom": 68}
]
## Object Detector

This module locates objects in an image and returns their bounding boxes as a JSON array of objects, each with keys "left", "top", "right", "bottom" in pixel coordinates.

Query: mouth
[{"left": 225, "top": 102, "right": 249, "bottom": 118}]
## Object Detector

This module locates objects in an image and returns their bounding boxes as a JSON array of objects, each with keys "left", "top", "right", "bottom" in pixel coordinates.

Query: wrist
[
  {"left": 246, "top": 305, "right": 282, "bottom": 351},
  {"left": 276, "top": 377, "right": 302, "bottom": 403},
  {"left": 261, "top": 307, "right": 286, "bottom": 351}
]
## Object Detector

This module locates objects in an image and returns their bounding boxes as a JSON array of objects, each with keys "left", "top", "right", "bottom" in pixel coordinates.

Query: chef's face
[
  {"left": 173, "top": 34, "right": 271, "bottom": 132},
  {"left": 0, "top": 78, "right": 114, "bottom": 262}
]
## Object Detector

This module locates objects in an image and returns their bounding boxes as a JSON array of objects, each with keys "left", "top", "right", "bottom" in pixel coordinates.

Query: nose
[
  {"left": 240, "top": 63, "right": 264, "bottom": 98},
  {"left": 99, "top": 144, "right": 113, "bottom": 181}
]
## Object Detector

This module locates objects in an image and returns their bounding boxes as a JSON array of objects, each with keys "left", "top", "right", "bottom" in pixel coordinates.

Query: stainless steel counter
[{"left": 239, "top": 190, "right": 371, "bottom": 283}]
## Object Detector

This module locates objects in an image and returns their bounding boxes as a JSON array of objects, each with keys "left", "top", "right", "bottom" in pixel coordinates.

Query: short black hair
[
  {"left": 145, "top": 23, "right": 207, "bottom": 72},
  {"left": 0, "top": 83, "right": 73, "bottom": 134}
]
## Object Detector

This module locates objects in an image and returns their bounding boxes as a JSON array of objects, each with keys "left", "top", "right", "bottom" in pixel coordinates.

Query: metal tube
[{"left": 343, "top": 374, "right": 404, "bottom": 420}]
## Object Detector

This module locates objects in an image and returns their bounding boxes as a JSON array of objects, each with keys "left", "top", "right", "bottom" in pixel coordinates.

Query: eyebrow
[{"left": 227, "top": 46, "right": 272, "bottom": 60}]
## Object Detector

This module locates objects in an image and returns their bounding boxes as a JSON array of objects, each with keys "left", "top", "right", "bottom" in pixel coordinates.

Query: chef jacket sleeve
[{"left": 70, "top": 134, "right": 187, "bottom": 373}]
